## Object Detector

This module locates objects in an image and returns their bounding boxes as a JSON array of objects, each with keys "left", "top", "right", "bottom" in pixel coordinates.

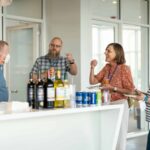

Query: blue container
[
  {"left": 82, "top": 92, "right": 89, "bottom": 107},
  {"left": 89, "top": 92, "right": 97, "bottom": 106},
  {"left": 76, "top": 92, "right": 82, "bottom": 107}
]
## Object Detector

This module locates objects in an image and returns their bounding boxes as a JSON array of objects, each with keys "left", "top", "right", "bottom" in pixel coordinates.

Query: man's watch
[
  {"left": 69, "top": 59, "right": 75, "bottom": 64},
  {"left": 113, "top": 87, "right": 118, "bottom": 92}
]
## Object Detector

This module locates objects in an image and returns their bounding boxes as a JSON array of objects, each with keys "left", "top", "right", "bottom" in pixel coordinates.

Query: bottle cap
[{"left": 103, "top": 78, "right": 109, "bottom": 85}]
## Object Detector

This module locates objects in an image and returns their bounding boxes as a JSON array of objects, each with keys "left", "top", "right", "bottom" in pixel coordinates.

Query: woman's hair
[{"left": 106, "top": 43, "right": 126, "bottom": 64}]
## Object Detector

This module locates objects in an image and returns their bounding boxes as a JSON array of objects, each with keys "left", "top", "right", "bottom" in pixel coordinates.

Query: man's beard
[{"left": 48, "top": 49, "right": 60, "bottom": 58}]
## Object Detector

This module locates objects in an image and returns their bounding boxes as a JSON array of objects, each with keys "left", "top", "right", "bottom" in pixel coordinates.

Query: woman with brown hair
[{"left": 89, "top": 42, "right": 135, "bottom": 101}]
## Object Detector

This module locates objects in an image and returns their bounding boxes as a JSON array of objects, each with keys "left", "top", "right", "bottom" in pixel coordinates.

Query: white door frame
[{"left": 6, "top": 23, "right": 39, "bottom": 101}]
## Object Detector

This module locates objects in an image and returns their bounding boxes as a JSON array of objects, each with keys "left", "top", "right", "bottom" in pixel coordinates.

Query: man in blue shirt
[{"left": 0, "top": 40, "right": 9, "bottom": 101}]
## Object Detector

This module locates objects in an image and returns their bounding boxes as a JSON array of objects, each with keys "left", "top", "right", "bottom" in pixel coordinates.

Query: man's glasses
[{"left": 50, "top": 44, "right": 61, "bottom": 48}]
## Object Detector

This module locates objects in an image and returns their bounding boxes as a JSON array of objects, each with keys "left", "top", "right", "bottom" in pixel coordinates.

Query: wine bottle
[
  {"left": 27, "top": 72, "right": 35, "bottom": 107},
  {"left": 49, "top": 67, "right": 55, "bottom": 82},
  {"left": 63, "top": 72, "right": 70, "bottom": 108},
  {"left": 44, "top": 70, "right": 55, "bottom": 108},
  {"left": 35, "top": 71, "right": 44, "bottom": 109},
  {"left": 54, "top": 70, "right": 64, "bottom": 108}
]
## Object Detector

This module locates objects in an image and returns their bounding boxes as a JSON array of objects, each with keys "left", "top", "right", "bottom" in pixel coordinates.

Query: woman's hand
[
  {"left": 134, "top": 90, "right": 145, "bottom": 101},
  {"left": 102, "top": 84, "right": 114, "bottom": 91},
  {"left": 90, "top": 59, "right": 97, "bottom": 68},
  {"left": 89, "top": 59, "right": 99, "bottom": 84}
]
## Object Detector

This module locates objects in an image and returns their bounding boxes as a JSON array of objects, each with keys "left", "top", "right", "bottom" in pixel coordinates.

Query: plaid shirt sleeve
[
  {"left": 31, "top": 56, "right": 71, "bottom": 79},
  {"left": 31, "top": 58, "right": 41, "bottom": 73}
]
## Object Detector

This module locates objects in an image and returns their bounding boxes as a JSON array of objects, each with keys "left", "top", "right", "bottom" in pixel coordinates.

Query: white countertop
[
  {"left": 0, "top": 100, "right": 127, "bottom": 150},
  {"left": 0, "top": 101, "right": 125, "bottom": 121}
]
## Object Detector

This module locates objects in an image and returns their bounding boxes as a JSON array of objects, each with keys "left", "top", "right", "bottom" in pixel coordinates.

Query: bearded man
[{"left": 31, "top": 37, "right": 77, "bottom": 80}]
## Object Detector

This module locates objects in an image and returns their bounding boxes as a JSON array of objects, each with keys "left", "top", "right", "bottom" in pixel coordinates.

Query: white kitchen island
[{"left": 0, "top": 100, "right": 127, "bottom": 150}]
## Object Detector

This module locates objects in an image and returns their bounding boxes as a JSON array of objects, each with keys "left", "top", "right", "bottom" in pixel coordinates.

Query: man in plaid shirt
[{"left": 31, "top": 37, "right": 77, "bottom": 80}]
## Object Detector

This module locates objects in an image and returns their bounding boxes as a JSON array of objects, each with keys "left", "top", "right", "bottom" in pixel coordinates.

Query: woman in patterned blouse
[{"left": 89, "top": 43, "right": 135, "bottom": 101}]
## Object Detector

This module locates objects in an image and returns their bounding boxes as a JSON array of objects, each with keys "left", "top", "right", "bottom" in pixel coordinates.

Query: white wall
[
  {"left": 45, "top": 0, "right": 81, "bottom": 90},
  {"left": 80, "top": 0, "right": 93, "bottom": 90}
]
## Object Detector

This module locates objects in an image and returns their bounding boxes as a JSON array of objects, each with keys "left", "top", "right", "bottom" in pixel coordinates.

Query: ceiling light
[
  {"left": 138, "top": 16, "right": 142, "bottom": 19},
  {"left": 112, "top": 0, "right": 117, "bottom": 4}
]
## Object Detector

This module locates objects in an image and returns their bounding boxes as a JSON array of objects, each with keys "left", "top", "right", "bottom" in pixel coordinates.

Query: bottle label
[
  {"left": 37, "top": 87, "right": 44, "bottom": 101},
  {"left": 28, "top": 87, "right": 34, "bottom": 100},
  {"left": 47, "top": 87, "right": 55, "bottom": 101},
  {"left": 103, "top": 90, "right": 110, "bottom": 104},
  {"left": 64, "top": 87, "right": 70, "bottom": 100},
  {"left": 56, "top": 87, "right": 64, "bottom": 100}
]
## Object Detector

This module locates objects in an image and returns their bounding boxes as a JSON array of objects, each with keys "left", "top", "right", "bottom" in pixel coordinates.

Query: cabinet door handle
[{"left": 11, "top": 90, "right": 18, "bottom": 93}]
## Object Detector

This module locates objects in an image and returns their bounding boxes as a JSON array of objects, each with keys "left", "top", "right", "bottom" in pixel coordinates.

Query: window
[
  {"left": 122, "top": 0, "right": 149, "bottom": 24},
  {"left": 6, "top": 0, "right": 43, "bottom": 19},
  {"left": 122, "top": 25, "right": 148, "bottom": 91},
  {"left": 92, "top": 21, "right": 117, "bottom": 73},
  {"left": 90, "top": 0, "right": 120, "bottom": 19}
]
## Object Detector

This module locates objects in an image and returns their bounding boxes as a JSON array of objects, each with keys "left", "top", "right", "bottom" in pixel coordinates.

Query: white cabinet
[{"left": 0, "top": 100, "right": 127, "bottom": 150}]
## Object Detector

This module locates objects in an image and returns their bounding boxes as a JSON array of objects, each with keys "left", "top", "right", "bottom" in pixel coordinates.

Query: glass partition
[
  {"left": 122, "top": 25, "right": 148, "bottom": 91},
  {"left": 122, "top": 24, "right": 149, "bottom": 133},
  {"left": 6, "top": 0, "right": 43, "bottom": 19},
  {"left": 92, "top": 21, "right": 117, "bottom": 74},
  {"left": 122, "top": 0, "right": 149, "bottom": 24},
  {"left": 90, "top": 0, "right": 120, "bottom": 19},
  {"left": 5, "top": 19, "right": 41, "bottom": 101}
]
